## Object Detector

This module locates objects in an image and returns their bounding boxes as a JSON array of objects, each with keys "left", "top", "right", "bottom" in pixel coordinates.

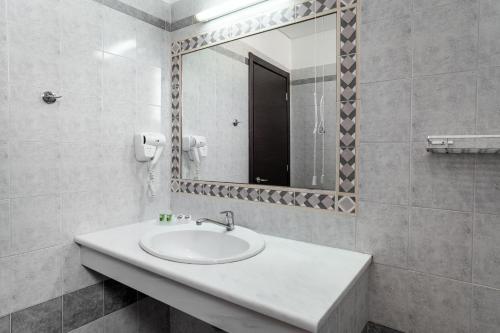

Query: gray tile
[
  {"left": 368, "top": 264, "right": 410, "bottom": 332},
  {"left": 170, "top": 307, "right": 220, "bottom": 333},
  {"left": 408, "top": 273, "right": 472, "bottom": 333},
  {"left": 361, "top": 0, "right": 410, "bottom": 23},
  {"left": 10, "top": 195, "right": 63, "bottom": 254},
  {"left": 360, "top": 16, "right": 411, "bottom": 83},
  {"left": 103, "top": 6, "right": 137, "bottom": 59},
  {"left": 413, "top": 0, "right": 477, "bottom": 10},
  {"left": 136, "top": 20, "right": 166, "bottom": 68},
  {"left": 104, "top": 280, "right": 137, "bottom": 315},
  {"left": 359, "top": 143, "right": 410, "bottom": 205},
  {"left": 0, "top": 200, "right": 10, "bottom": 257},
  {"left": 365, "top": 322, "right": 404, "bottom": 333},
  {"left": 102, "top": 304, "right": 138, "bottom": 333},
  {"left": 356, "top": 201, "right": 409, "bottom": 267},
  {"left": 60, "top": 0, "right": 103, "bottom": 53},
  {"left": 477, "top": 66, "right": 500, "bottom": 134},
  {"left": 473, "top": 213, "right": 500, "bottom": 289},
  {"left": 137, "top": 297, "right": 170, "bottom": 333},
  {"left": 472, "top": 285, "right": 500, "bottom": 333},
  {"left": 61, "top": 143, "right": 101, "bottom": 193},
  {"left": 0, "top": 143, "right": 7, "bottom": 200},
  {"left": 0, "top": 316, "right": 8, "bottom": 333},
  {"left": 413, "top": 1, "right": 478, "bottom": 76},
  {"left": 411, "top": 143, "right": 475, "bottom": 211},
  {"left": 68, "top": 318, "right": 103, "bottom": 333},
  {"left": 409, "top": 207, "right": 473, "bottom": 281},
  {"left": 62, "top": 243, "right": 103, "bottom": 294},
  {"left": 412, "top": 71, "right": 477, "bottom": 141},
  {"left": 11, "top": 297, "right": 62, "bottom": 333},
  {"left": 63, "top": 283, "right": 103, "bottom": 332},
  {"left": 360, "top": 79, "right": 411, "bottom": 143},
  {"left": 338, "top": 285, "right": 356, "bottom": 333},
  {"left": 478, "top": 0, "right": 500, "bottom": 67},
  {"left": 475, "top": 155, "right": 500, "bottom": 215}
]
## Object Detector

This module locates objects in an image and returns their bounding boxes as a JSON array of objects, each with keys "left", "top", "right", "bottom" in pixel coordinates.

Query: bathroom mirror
[
  {"left": 171, "top": 0, "right": 359, "bottom": 213},
  {"left": 181, "top": 14, "right": 337, "bottom": 190}
]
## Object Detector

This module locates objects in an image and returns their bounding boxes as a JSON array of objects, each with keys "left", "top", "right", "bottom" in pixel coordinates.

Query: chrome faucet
[{"left": 196, "top": 211, "right": 235, "bottom": 231}]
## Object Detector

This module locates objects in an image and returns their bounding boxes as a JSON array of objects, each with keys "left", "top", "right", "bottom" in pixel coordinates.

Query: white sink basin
[{"left": 139, "top": 223, "right": 265, "bottom": 264}]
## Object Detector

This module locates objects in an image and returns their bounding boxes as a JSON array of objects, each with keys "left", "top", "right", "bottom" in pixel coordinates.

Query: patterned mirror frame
[{"left": 170, "top": 0, "right": 360, "bottom": 215}]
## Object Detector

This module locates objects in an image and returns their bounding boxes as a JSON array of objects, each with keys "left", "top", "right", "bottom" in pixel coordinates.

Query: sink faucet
[{"left": 196, "top": 211, "right": 235, "bottom": 231}]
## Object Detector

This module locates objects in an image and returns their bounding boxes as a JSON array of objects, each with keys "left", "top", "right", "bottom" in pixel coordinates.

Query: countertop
[{"left": 75, "top": 221, "right": 371, "bottom": 332}]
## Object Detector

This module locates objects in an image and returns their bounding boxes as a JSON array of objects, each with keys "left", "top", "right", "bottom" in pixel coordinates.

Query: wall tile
[
  {"left": 360, "top": 79, "right": 411, "bottom": 143},
  {"left": 103, "top": 53, "right": 136, "bottom": 103},
  {"left": 368, "top": 264, "right": 409, "bottom": 332},
  {"left": 59, "top": 93, "right": 102, "bottom": 144},
  {"left": 171, "top": 0, "right": 193, "bottom": 22},
  {"left": 475, "top": 155, "right": 500, "bottom": 215},
  {"left": 0, "top": 21, "right": 7, "bottom": 143},
  {"left": 310, "top": 211, "right": 356, "bottom": 250},
  {"left": 360, "top": 16, "right": 411, "bottom": 83},
  {"left": 103, "top": 7, "right": 137, "bottom": 59},
  {"left": 473, "top": 213, "right": 500, "bottom": 289},
  {"left": 11, "top": 297, "right": 62, "bottom": 333},
  {"left": 62, "top": 243, "right": 104, "bottom": 294},
  {"left": 9, "top": 142, "right": 61, "bottom": 197},
  {"left": 170, "top": 307, "right": 220, "bottom": 333},
  {"left": 137, "top": 65, "right": 162, "bottom": 106},
  {"left": 104, "top": 280, "right": 137, "bottom": 315},
  {"left": 136, "top": 20, "right": 166, "bottom": 68},
  {"left": 6, "top": 247, "right": 62, "bottom": 315},
  {"left": 361, "top": 0, "right": 410, "bottom": 23},
  {"left": 60, "top": 0, "right": 103, "bottom": 53},
  {"left": 69, "top": 318, "right": 103, "bottom": 333},
  {"left": 413, "top": 0, "right": 478, "bottom": 10},
  {"left": 62, "top": 191, "right": 103, "bottom": 241},
  {"left": 102, "top": 304, "right": 138, "bottom": 333},
  {"left": 411, "top": 143, "right": 475, "bottom": 211},
  {"left": 472, "top": 285, "right": 500, "bottom": 333},
  {"left": 137, "top": 297, "right": 170, "bottom": 333},
  {"left": 413, "top": 1, "right": 478, "bottom": 76},
  {"left": 61, "top": 49, "right": 102, "bottom": 98},
  {"left": 409, "top": 207, "right": 472, "bottom": 281},
  {"left": 135, "top": 105, "right": 162, "bottom": 133},
  {"left": 359, "top": 143, "right": 410, "bottom": 205},
  {"left": 478, "top": 0, "right": 500, "bottom": 67},
  {"left": 408, "top": 273, "right": 472, "bottom": 333},
  {"left": 412, "top": 71, "right": 477, "bottom": 141},
  {"left": 0, "top": 143, "right": 8, "bottom": 199},
  {"left": 60, "top": 143, "right": 101, "bottom": 193},
  {"left": 0, "top": 200, "right": 9, "bottom": 257},
  {"left": 10, "top": 195, "right": 63, "bottom": 254},
  {"left": 0, "top": 316, "right": 8, "bottom": 333},
  {"left": 356, "top": 201, "right": 409, "bottom": 267},
  {"left": 477, "top": 66, "right": 500, "bottom": 134},
  {"left": 63, "top": 283, "right": 103, "bottom": 332}
]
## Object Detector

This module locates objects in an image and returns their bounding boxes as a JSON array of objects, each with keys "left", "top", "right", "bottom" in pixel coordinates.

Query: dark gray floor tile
[
  {"left": 170, "top": 308, "right": 226, "bottom": 333},
  {"left": 138, "top": 297, "right": 170, "bottom": 333},
  {"left": 63, "top": 283, "right": 104, "bottom": 332},
  {"left": 11, "top": 297, "right": 62, "bottom": 333},
  {"left": 0, "top": 316, "right": 9, "bottom": 333},
  {"left": 366, "top": 321, "right": 404, "bottom": 333},
  {"left": 103, "top": 280, "right": 137, "bottom": 315}
]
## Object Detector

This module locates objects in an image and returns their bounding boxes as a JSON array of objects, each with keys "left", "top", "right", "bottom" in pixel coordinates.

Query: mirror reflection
[{"left": 181, "top": 14, "right": 337, "bottom": 191}]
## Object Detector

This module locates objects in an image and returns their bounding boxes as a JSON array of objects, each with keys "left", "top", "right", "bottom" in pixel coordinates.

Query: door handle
[{"left": 256, "top": 177, "right": 269, "bottom": 183}]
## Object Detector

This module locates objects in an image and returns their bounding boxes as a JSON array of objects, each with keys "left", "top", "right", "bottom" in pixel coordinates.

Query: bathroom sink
[{"left": 139, "top": 223, "right": 265, "bottom": 264}]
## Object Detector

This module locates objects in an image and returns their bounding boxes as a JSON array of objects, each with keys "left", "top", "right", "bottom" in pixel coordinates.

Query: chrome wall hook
[
  {"left": 232, "top": 119, "right": 241, "bottom": 127},
  {"left": 41, "top": 91, "right": 62, "bottom": 104}
]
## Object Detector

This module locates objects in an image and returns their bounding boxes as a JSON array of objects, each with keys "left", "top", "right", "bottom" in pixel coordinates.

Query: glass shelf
[{"left": 426, "top": 135, "right": 500, "bottom": 154}]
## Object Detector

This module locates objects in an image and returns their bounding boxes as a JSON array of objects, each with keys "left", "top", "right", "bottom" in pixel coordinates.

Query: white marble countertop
[{"left": 75, "top": 221, "right": 371, "bottom": 332}]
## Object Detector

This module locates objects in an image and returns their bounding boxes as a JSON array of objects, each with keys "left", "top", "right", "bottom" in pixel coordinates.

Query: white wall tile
[
  {"left": 0, "top": 200, "right": 10, "bottom": 257},
  {"left": 103, "top": 7, "right": 137, "bottom": 60}
]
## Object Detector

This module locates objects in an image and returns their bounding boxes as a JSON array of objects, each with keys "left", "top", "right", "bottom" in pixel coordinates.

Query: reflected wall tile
[
  {"left": 368, "top": 264, "right": 410, "bottom": 332},
  {"left": 475, "top": 155, "right": 500, "bottom": 215},
  {"left": 409, "top": 207, "right": 473, "bottom": 281},
  {"left": 477, "top": 66, "right": 500, "bottom": 134},
  {"left": 359, "top": 143, "right": 410, "bottom": 205},
  {"left": 360, "top": 15, "right": 411, "bottom": 83},
  {"left": 360, "top": 79, "right": 411, "bottom": 143},
  {"left": 411, "top": 143, "right": 475, "bottom": 212},
  {"left": 472, "top": 285, "right": 500, "bottom": 333},
  {"left": 408, "top": 273, "right": 472, "bottom": 333},
  {"left": 356, "top": 201, "right": 408, "bottom": 267},
  {"left": 412, "top": 71, "right": 477, "bottom": 141},
  {"left": 473, "top": 213, "right": 500, "bottom": 289},
  {"left": 0, "top": 200, "right": 10, "bottom": 257},
  {"left": 9, "top": 141, "right": 61, "bottom": 197},
  {"left": 103, "top": 7, "right": 137, "bottom": 59},
  {"left": 10, "top": 195, "right": 63, "bottom": 254},
  {"left": 413, "top": 1, "right": 478, "bottom": 76}
]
